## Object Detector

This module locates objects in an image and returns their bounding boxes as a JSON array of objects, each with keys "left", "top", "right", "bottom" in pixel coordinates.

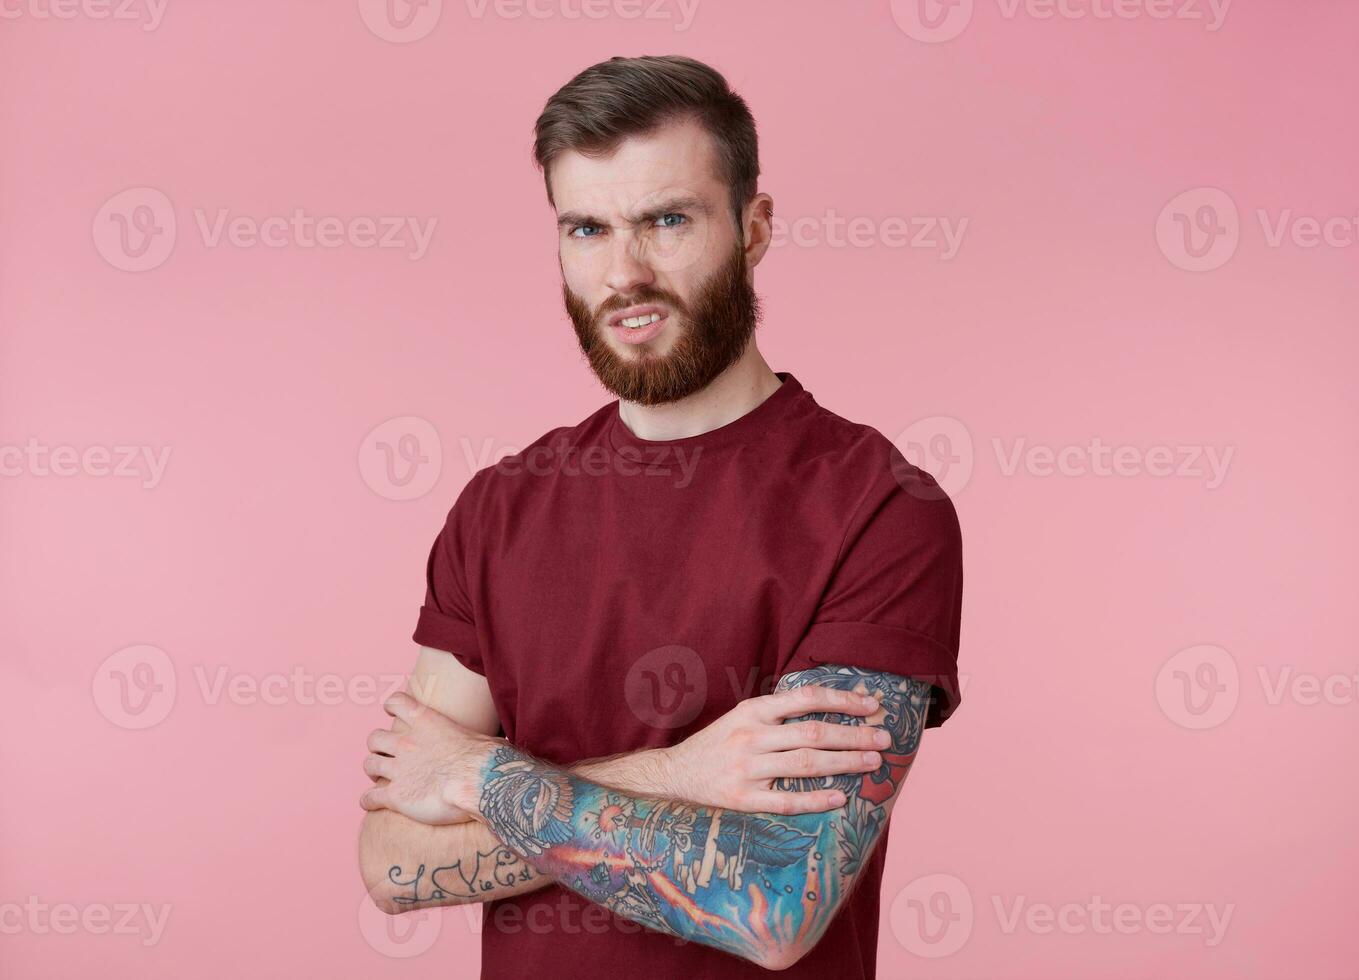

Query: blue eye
[{"left": 568, "top": 214, "right": 687, "bottom": 239}]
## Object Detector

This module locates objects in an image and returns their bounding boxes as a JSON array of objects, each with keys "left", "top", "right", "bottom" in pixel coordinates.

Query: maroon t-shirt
[{"left": 412, "top": 371, "right": 963, "bottom": 979}]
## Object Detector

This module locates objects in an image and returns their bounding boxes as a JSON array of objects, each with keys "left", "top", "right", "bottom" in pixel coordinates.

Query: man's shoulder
[
  {"left": 461, "top": 400, "right": 615, "bottom": 496},
  {"left": 794, "top": 397, "right": 891, "bottom": 463},
  {"left": 791, "top": 395, "right": 958, "bottom": 526}
]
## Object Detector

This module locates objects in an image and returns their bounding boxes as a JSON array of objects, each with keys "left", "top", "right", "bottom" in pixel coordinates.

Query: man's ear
[{"left": 742, "top": 191, "right": 775, "bottom": 269}]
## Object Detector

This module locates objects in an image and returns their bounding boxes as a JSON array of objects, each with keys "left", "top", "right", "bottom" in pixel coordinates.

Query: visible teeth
[{"left": 621, "top": 313, "right": 661, "bottom": 329}]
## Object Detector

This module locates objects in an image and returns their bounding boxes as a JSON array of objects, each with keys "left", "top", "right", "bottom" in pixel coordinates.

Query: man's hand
[
  {"left": 362, "top": 684, "right": 892, "bottom": 826},
  {"left": 658, "top": 684, "right": 892, "bottom": 814},
  {"left": 360, "top": 691, "right": 501, "bottom": 825}
]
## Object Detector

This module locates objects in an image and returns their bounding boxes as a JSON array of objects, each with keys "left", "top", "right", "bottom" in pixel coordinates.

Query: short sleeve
[
  {"left": 783, "top": 456, "right": 964, "bottom": 729},
  {"left": 411, "top": 475, "right": 485, "bottom": 676}
]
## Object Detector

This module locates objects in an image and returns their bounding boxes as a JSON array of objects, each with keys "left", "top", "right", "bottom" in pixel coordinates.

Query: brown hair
[{"left": 532, "top": 55, "right": 760, "bottom": 229}]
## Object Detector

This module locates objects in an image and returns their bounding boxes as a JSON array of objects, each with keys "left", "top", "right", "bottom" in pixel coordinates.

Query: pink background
[{"left": 2, "top": 1, "right": 1356, "bottom": 977}]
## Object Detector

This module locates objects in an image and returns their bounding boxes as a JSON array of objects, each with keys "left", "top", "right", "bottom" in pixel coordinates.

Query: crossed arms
[{"left": 357, "top": 646, "right": 930, "bottom": 971}]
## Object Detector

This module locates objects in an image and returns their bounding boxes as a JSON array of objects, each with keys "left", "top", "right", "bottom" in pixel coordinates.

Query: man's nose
[{"left": 602, "top": 231, "right": 656, "bottom": 296}]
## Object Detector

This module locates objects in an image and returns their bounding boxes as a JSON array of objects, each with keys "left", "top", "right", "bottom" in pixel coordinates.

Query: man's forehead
[{"left": 550, "top": 121, "right": 723, "bottom": 216}]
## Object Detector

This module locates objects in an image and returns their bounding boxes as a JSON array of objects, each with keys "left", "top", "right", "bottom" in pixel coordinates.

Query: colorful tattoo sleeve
[{"left": 474, "top": 664, "right": 932, "bottom": 966}]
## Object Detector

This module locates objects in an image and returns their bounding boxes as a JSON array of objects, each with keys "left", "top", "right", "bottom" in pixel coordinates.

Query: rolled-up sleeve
[
  {"left": 782, "top": 462, "right": 964, "bottom": 728},
  {"left": 412, "top": 475, "right": 485, "bottom": 676}
]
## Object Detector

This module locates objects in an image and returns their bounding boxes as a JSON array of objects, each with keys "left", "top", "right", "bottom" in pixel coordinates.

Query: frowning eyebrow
[{"left": 556, "top": 195, "right": 712, "bottom": 230}]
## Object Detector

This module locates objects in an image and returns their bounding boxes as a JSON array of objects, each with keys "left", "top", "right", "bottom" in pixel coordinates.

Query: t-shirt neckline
[{"left": 606, "top": 371, "right": 802, "bottom": 453}]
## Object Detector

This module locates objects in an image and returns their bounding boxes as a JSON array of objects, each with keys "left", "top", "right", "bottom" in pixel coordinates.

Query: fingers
[
  {"left": 758, "top": 720, "right": 892, "bottom": 752},
  {"left": 748, "top": 748, "right": 881, "bottom": 781},
  {"left": 365, "top": 730, "right": 398, "bottom": 782},
  {"left": 366, "top": 729, "right": 398, "bottom": 755},
  {"left": 755, "top": 685, "right": 881, "bottom": 723},
  {"left": 745, "top": 788, "right": 848, "bottom": 816},
  {"left": 363, "top": 754, "right": 395, "bottom": 781},
  {"left": 359, "top": 785, "right": 390, "bottom": 812},
  {"left": 382, "top": 691, "right": 420, "bottom": 723}
]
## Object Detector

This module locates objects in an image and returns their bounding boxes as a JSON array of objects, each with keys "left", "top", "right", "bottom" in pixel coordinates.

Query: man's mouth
[
  {"left": 606, "top": 303, "right": 667, "bottom": 328},
  {"left": 606, "top": 304, "right": 670, "bottom": 345}
]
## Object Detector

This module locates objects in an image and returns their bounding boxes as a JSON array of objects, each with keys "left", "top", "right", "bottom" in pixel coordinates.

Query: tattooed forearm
[
  {"left": 772, "top": 665, "right": 929, "bottom": 876},
  {"left": 359, "top": 795, "right": 553, "bottom": 912},
  {"left": 389, "top": 844, "right": 544, "bottom": 907},
  {"left": 474, "top": 665, "right": 932, "bottom": 967}
]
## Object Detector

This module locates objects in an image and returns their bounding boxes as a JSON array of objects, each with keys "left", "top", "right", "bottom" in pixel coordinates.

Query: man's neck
[{"left": 616, "top": 346, "right": 783, "bottom": 442}]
